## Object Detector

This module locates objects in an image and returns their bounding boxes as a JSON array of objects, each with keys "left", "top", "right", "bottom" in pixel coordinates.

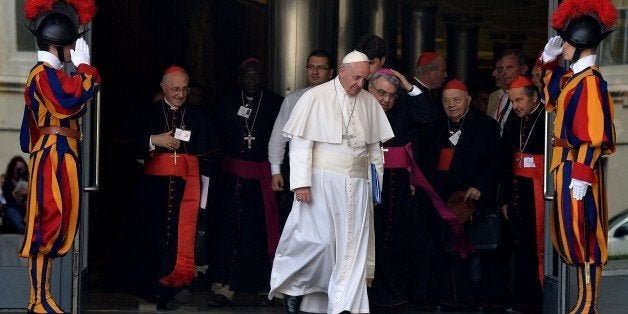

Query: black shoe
[
  {"left": 156, "top": 295, "right": 182, "bottom": 311},
  {"left": 209, "top": 293, "right": 233, "bottom": 307},
  {"left": 174, "top": 289, "right": 191, "bottom": 304},
  {"left": 284, "top": 295, "right": 302, "bottom": 314}
]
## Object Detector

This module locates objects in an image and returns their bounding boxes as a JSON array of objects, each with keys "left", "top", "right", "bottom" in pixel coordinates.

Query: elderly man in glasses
[{"left": 130, "top": 65, "right": 215, "bottom": 309}]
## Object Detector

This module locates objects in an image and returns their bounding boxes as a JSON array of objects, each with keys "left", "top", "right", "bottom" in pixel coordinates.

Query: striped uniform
[
  {"left": 19, "top": 61, "right": 99, "bottom": 313},
  {"left": 542, "top": 60, "right": 615, "bottom": 314}
]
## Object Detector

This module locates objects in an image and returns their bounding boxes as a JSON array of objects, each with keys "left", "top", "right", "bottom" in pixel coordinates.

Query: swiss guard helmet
[
  {"left": 25, "top": 0, "right": 97, "bottom": 61},
  {"left": 551, "top": 0, "right": 617, "bottom": 61}
]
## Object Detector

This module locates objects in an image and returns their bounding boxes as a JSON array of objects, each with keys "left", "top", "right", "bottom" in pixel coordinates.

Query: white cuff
[
  {"left": 271, "top": 164, "right": 281, "bottom": 175},
  {"left": 407, "top": 85, "right": 421, "bottom": 96},
  {"left": 149, "top": 135, "right": 156, "bottom": 151}
]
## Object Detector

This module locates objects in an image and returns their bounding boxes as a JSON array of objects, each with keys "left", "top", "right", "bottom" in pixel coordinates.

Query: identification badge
[
  {"left": 237, "top": 106, "right": 252, "bottom": 118},
  {"left": 174, "top": 128, "right": 191, "bottom": 142},
  {"left": 523, "top": 156, "right": 536, "bottom": 168},
  {"left": 449, "top": 130, "right": 461, "bottom": 146}
]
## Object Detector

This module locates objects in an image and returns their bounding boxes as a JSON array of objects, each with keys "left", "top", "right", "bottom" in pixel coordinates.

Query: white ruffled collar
[
  {"left": 37, "top": 51, "right": 62, "bottom": 70},
  {"left": 571, "top": 55, "right": 596, "bottom": 74}
]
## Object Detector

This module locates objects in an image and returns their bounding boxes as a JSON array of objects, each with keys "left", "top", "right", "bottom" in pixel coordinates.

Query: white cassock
[{"left": 269, "top": 77, "right": 394, "bottom": 314}]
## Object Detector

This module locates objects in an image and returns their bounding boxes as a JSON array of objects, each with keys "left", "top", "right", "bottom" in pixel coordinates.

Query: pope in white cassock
[{"left": 268, "top": 50, "right": 394, "bottom": 314}]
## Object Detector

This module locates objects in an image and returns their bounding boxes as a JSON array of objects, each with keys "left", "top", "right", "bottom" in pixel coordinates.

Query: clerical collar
[
  {"left": 163, "top": 98, "right": 179, "bottom": 110},
  {"left": 571, "top": 55, "right": 596, "bottom": 74},
  {"left": 38, "top": 51, "right": 62, "bottom": 70},
  {"left": 413, "top": 77, "right": 431, "bottom": 90},
  {"left": 527, "top": 102, "right": 542, "bottom": 118}
]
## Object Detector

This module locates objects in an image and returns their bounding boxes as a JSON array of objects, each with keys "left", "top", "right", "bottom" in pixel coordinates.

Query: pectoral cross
[
  {"left": 170, "top": 150, "right": 179, "bottom": 165},
  {"left": 381, "top": 147, "right": 389, "bottom": 164},
  {"left": 244, "top": 134, "right": 256, "bottom": 149}
]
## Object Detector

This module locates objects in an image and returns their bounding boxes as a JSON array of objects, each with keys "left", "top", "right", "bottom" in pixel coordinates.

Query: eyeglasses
[
  {"left": 442, "top": 97, "right": 464, "bottom": 105},
  {"left": 306, "top": 64, "right": 330, "bottom": 71},
  {"left": 162, "top": 83, "right": 190, "bottom": 95},
  {"left": 371, "top": 86, "right": 397, "bottom": 100}
]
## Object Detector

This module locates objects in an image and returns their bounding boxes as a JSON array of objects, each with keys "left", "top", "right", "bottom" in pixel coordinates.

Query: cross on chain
[
  {"left": 244, "top": 134, "right": 256, "bottom": 149},
  {"left": 170, "top": 150, "right": 179, "bottom": 165}
]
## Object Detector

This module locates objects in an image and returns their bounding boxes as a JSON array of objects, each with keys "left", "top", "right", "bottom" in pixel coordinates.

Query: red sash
[
  {"left": 145, "top": 152, "right": 200, "bottom": 287},
  {"left": 437, "top": 148, "right": 454, "bottom": 171},
  {"left": 384, "top": 144, "right": 474, "bottom": 257},
  {"left": 513, "top": 152, "right": 545, "bottom": 286},
  {"left": 222, "top": 157, "right": 280, "bottom": 262}
]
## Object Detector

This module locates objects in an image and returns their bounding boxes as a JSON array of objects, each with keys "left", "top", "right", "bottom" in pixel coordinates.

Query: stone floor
[{"left": 84, "top": 275, "right": 628, "bottom": 313}]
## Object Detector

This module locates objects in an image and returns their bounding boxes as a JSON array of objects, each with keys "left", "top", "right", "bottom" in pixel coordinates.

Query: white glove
[
  {"left": 542, "top": 36, "right": 563, "bottom": 63},
  {"left": 70, "top": 38, "right": 90, "bottom": 67},
  {"left": 569, "top": 178, "right": 591, "bottom": 201}
]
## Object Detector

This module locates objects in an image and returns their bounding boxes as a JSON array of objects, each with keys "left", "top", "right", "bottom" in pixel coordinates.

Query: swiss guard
[
  {"left": 540, "top": 0, "right": 617, "bottom": 312},
  {"left": 20, "top": 0, "right": 100, "bottom": 312}
]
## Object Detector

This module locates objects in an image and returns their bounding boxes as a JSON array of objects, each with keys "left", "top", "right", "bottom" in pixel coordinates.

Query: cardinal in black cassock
[
  {"left": 498, "top": 76, "right": 545, "bottom": 312},
  {"left": 415, "top": 79, "right": 507, "bottom": 310},
  {"left": 126, "top": 66, "right": 215, "bottom": 308}
]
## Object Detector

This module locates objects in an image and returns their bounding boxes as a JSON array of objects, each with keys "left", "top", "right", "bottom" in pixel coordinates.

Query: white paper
[
  {"left": 523, "top": 156, "right": 536, "bottom": 168},
  {"left": 449, "top": 130, "right": 461, "bottom": 146},
  {"left": 200, "top": 175, "right": 210, "bottom": 209},
  {"left": 237, "top": 106, "right": 252, "bottom": 118}
]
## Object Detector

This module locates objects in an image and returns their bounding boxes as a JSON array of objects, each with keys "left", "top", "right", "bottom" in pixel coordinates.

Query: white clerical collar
[
  {"left": 38, "top": 51, "right": 62, "bottom": 70},
  {"left": 163, "top": 98, "right": 178, "bottom": 110},
  {"left": 571, "top": 55, "right": 596, "bottom": 74}
]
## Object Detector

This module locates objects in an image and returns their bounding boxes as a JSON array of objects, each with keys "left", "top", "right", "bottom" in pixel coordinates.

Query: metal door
[{"left": 74, "top": 78, "right": 102, "bottom": 312}]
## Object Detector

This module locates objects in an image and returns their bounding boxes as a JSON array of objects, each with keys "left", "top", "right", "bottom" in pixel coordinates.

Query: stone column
[
  {"left": 368, "top": 0, "right": 398, "bottom": 66},
  {"left": 443, "top": 15, "right": 483, "bottom": 85},
  {"left": 401, "top": 2, "right": 437, "bottom": 73},
  {"left": 337, "top": 0, "right": 368, "bottom": 66},
  {"left": 269, "top": 0, "right": 337, "bottom": 95}
]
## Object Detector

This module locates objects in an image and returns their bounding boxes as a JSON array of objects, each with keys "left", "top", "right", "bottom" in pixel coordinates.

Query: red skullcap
[
  {"left": 509, "top": 75, "right": 534, "bottom": 90},
  {"left": 376, "top": 68, "right": 395, "bottom": 76},
  {"left": 164, "top": 65, "right": 187, "bottom": 75},
  {"left": 416, "top": 52, "right": 439, "bottom": 66},
  {"left": 443, "top": 79, "right": 467, "bottom": 92}
]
